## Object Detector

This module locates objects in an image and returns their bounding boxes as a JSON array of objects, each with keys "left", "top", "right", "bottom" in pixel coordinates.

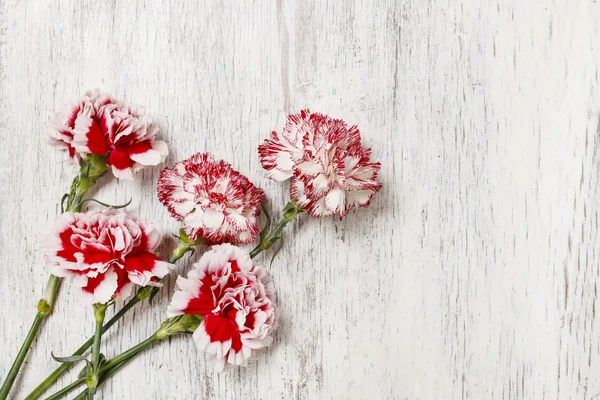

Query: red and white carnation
[
  {"left": 50, "top": 89, "right": 168, "bottom": 179},
  {"left": 258, "top": 110, "right": 382, "bottom": 220},
  {"left": 167, "top": 244, "right": 277, "bottom": 371},
  {"left": 42, "top": 210, "right": 171, "bottom": 304},
  {"left": 157, "top": 152, "right": 264, "bottom": 245}
]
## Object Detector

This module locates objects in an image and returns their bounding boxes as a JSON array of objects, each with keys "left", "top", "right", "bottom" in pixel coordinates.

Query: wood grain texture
[{"left": 1, "top": 0, "right": 600, "bottom": 399}]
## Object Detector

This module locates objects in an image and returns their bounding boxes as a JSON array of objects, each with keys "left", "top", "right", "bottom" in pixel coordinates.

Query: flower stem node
[{"left": 36, "top": 299, "right": 52, "bottom": 316}]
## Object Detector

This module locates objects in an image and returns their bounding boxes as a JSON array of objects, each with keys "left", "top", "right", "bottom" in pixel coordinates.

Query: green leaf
[
  {"left": 269, "top": 236, "right": 285, "bottom": 266},
  {"left": 78, "top": 361, "right": 91, "bottom": 379},
  {"left": 51, "top": 352, "right": 88, "bottom": 364},
  {"left": 258, "top": 202, "right": 272, "bottom": 240},
  {"left": 148, "top": 288, "right": 160, "bottom": 304},
  {"left": 80, "top": 197, "right": 132, "bottom": 210},
  {"left": 60, "top": 193, "right": 69, "bottom": 213}
]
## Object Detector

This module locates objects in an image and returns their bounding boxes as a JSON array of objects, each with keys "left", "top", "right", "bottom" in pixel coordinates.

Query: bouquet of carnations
[{"left": 0, "top": 91, "right": 382, "bottom": 400}]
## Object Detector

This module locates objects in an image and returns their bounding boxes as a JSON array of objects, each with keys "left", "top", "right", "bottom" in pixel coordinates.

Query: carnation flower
[
  {"left": 42, "top": 210, "right": 171, "bottom": 304},
  {"left": 50, "top": 89, "right": 168, "bottom": 180},
  {"left": 259, "top": 110, "right": 382, "bottom": 220},
  {"left": 157, "top": 152, "right": 264, "bottom": 245},
  {"left": 167, "top": 244, "right": 277, "bottom": 371}
]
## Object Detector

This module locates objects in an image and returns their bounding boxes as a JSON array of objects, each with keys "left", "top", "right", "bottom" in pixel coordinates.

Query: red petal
[
  {"left": 229, "top": 259, "right": 240, "bottom": 273},
  {"left": 203, "top": 313, "right": 242, "bottom": 352},
  {"left": 244, "top": 312, "right": 256, "bottom": 330},
  {"left": 113, "top": 267, "right": 132, "bottom": 296},
  {"left": 183, "top": 282, "right": 217, "bottom": 316},
  {"left": 82, "top": 252, "right": 113, "bottom": 266},
  {"left": 86, "top": 121, "right": 109, "bottom": 155},
  {"left": 56, "top": 227, "right": 79, "bottom": 262},
  {"left": 106, "top": 148, "right": 132, "bottom": 170},
  {"left": 123, "top": 252, "right": 161, "bottom": 274},
  {"left": 81, "top": 272, "right": 107, "bottom": 294},
  {"left": 127, "top": 140, "right": 152, "bottom": 155}
]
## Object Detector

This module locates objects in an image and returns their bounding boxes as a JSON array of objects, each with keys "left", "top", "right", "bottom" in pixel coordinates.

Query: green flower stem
[
  {"left": 44, "top": 377, "right": 86, "bottom": 400},
  {"left": 0, "top": 156, "right": 108, "bottom": 400},
  {"left": 25, "top": 243, "right": 196, "bottom": 400},
  {"left": 70, "top": 357, "right": 131, "bottom": 400},
  {"left": 249, "top": 201, "right": 303, "bottom": 258},
  {"left": 65, "top": 155, "right": 109, "bottom": 213},
  {"left": 55, "top": 315, "right": 202, "bottom": 400},
  {"left": 73, "top": 389, "right": 89, "bottom": 400},
  {"left": 86, "top": 303, "right": 108, "bottom": 399},
  {"left": 0, "top": 313, "right": 45, "bottom": 400},
  {"left": 43, "top": 337, "right": 158, "bottom": 400}
]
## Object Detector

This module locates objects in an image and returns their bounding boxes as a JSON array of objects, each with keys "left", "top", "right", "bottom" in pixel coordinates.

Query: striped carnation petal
[
  {"left": 260, "top": 110, "right": 382, "bottom": 220},
  {"left": 157, "top": 153, "right": 264, "bottom": 245}
]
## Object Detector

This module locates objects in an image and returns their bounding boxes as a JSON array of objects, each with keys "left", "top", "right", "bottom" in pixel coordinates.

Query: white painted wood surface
[{"left": 1, "top": 0, "right": 600, "bottom": 399}]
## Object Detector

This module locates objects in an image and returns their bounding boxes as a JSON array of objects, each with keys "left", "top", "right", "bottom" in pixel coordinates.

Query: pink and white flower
[
  {"left": 258, "top": 110, "right": 382, "bottom": 220},
  {"left": 167, "top": 244, "right": 277, "bottom": 371},
  {"left": 42, "top": 210, "right": 171, "bottom": 304},
  {"left": 157, "top": 152, "right": 264, "bottom": 245},
  {"left": 50, "top": 89, "right": 168, "bottom": 179}
]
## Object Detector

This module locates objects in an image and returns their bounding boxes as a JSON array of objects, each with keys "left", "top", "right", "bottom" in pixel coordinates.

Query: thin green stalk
[
  {"left": 63, "top": 315, "right": 203, "bottom": 399},
  {"left": 25, "top": 295, "right": 143, "bottom": 400},
  {"left": 86, "top": 304, "right": 107, "bottom": 399},
  {"left": 25, "top": 243, "right": 195, "bottom": 400},
  {"left": 0, "top": 313, "right": 44, "bottom": 399},
  {"left": 101, "top": 335, "right": 159, "bottom": 377},
  {"left": 250, "top": 201, "right": 303, "bottom": 258},
  {"left": 47, "top": 344, "right": 151, "bottom": 400},
  {"left": 73, "top": 389, "right": 89, "bottom": 400},
  {"left": 71, "top": 355, "right": 136, "bottom": 400},
  {"left": 44, "top": 377, "right": 85, "bottom": 400}
]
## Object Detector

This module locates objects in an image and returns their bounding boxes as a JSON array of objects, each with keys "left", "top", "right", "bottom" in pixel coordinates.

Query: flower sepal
[
  {"left": 175, "top": 227, "right": 206, "bottom": 248},
  {"left": 282, "top": 201, "right": 303, "bottom": 222},
  {"left": 156, "top": 314, "right": 203, "bottom": 340}
]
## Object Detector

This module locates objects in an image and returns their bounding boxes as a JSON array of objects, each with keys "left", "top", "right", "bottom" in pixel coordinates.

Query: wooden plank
[{"left": 0, "top": 0, "right": 599, "bottom": 398}]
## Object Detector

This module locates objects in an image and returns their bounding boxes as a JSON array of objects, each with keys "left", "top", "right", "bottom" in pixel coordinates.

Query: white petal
[
  {"left": 267, "top": 168, "right": 294, "bottom": 181},
  {"left": 296, "top": 160, "right": 321, "bottom": 175},
  {"left": 167, "top": 289, "right": 195, "bottom": 317},
  {"left": 346, "top": 190, "right": 373, "bottom": 207},
  {"left": 275, "top": 152, "right": 295, "bottom": 172},
  {"left": 325, "top": 188, "right": 345, "bottom": 213},
  {"left": 89, "top": 269, "right": 119, "bottom": 304},
  {"left": 111, "top": 165, "right": 135, "bottom": 180},
  {"left": 203, "top": 209, "right": 225, "bottom": 229},
  {"left": 130, "top": 140, "right": 168, "bottom": 166}
]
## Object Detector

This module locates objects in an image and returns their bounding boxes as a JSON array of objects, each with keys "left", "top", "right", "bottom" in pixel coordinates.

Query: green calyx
[
  {"left": 250, "top": 201, "right": 303, "bottom": 261},
  {"left": 170, "top": 227, "right": 205, "bottom": 260},
  {"left": 155, "top": 315, "right": 204, "bottom": 340},
  {"left": 64, "top": 154, "right": 109, "bottom": 213},
  {"left": 92, "top": 303, "right": 108, "bottom": 323},
  {"left": 282, "top": 201, "right": 303, "bottom": 222},
  {"left": 176, "top": 227, "right": 206, "bottom": 247}
]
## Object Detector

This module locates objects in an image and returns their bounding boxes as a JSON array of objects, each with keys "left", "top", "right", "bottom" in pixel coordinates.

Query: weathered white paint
[{"left": 1, "top": 0, "right": 600, "bottom": 399}]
